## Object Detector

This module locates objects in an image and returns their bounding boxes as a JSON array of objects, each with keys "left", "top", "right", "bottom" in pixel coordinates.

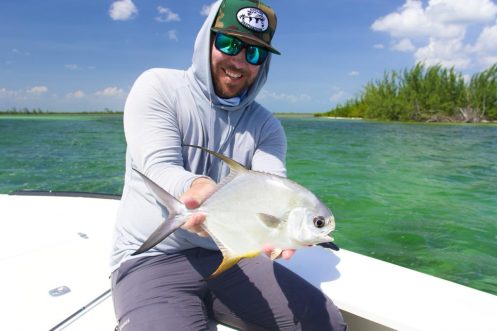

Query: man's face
[{"left": 210, "top": 36, "right": 262, "bottom": 99}]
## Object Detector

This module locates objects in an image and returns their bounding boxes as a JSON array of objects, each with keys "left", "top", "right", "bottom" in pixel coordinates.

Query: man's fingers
[
  {"left": 281, "top": 249, "right": 295, "bottom": 260},
  {"left": 262, "top": 244, "right": 274, "bottom": 256},
  {"left": 261, "top": 244, "right": 295, "bottom": 260},
  {"left": 182, "top": 197, "right": 200, "bottom": 209},
  {"left": 180, "top": 177, "right": 217, "bottom": 208},
  {"left": 181, "top": 213, "right": 209, "bottom": 237}
]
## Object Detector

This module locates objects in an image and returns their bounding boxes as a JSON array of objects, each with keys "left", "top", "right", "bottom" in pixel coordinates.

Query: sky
[{"left": 1, "top": 0, "right": 497, "bottom": 113}]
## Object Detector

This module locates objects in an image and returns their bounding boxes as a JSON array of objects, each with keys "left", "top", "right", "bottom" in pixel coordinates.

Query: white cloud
[
  {"left": 426, "top": 0, "right": 497, "bottom": 24},
  {"left": 372, "top": 0, "right": 464, "bottom": 40},
  {"left": 168, "top": 30, "right": 178, "bottom": 41},
  {"left": 64, "top": 64, "right": 79, "bottom": 70},
  {"left": 67, "top": 90, "right": 86, "bottom": 99},
  {"left": 329, "top": 89, "right": 345, "bottom": 103},
  {"left": 109, "top": 0, "right": 138, "bottom": 21},
  {"left": 201, "top": 3, "right": 217, "bottom": 16},
  {"left": 348, "top": 71, "right": 360, "bottom": 76},
  {"left": 0, "top": 87, "right": 17, "bottom": 97},
  {"left": 470, "top": 22, "right": 497, "bottom": 53},
  {"left": 371, "top": 0, "right": 497, "bottom": 70},
  {"left": 156, "top": 6, "right": 180, "bottom": 23},
  {"left": 374, "top": 44, "right": 385, "bottom": 49},
  {"left": 468, "top": 21, "right": 497, "bottom": 67},
  {"left": 258, "top": 90, "right": 311, "bottom": 103},
  {"left": 12, "top": 48, "right": 30, "bottom": 56},
  {"left": 479, "top": 55, "right": 497, "bottom": 67},
  {"left": 415, "top": 37, "right": 471, "bottom": 68},
  {"left": 392, "top": 38, "right": 416, "bottom": 52},
  {"left": 95, "top": 86, "right": 124, "bottom": 97},
  {"left": 27, "top": 86, "right": 48, "bottom": 95}
]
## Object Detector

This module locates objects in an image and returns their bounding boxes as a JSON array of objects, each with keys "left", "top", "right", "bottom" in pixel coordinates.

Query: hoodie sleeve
[
  {"left": 252, "top": 115, "right": 287, "bottom": 177},
  {"left": 123, "top": 69, "right": 207, "bottom": 198}
]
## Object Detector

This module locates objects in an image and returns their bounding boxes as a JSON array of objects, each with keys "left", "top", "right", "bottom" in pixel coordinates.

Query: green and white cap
[{"left": 211, "top": 0, "right": 280, "bottom": 55}]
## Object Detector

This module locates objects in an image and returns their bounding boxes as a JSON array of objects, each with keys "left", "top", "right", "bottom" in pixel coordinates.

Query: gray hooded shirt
[{"left": 110, "top": 0, "right": 287, "bottom": 271}]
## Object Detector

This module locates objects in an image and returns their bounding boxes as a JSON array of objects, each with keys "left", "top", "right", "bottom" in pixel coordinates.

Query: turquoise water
[
  {"left": 0, "top": 115, "right": 125, "bottom": 193},
  {"left": 1, "top": 114, "right": 496, "bottom": 295}
]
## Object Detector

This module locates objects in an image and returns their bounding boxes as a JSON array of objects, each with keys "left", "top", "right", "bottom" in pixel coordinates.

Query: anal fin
[
  {"left": 203, "top": 224, "right": 262, "bottom": 279},
  {"left": 207, "top": 251, "right": 261, "bottom": 279}
]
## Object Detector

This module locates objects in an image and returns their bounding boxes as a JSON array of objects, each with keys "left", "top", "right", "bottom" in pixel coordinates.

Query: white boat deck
[{"left": 1, "top": 194, "right": 496, "bottom": 331}]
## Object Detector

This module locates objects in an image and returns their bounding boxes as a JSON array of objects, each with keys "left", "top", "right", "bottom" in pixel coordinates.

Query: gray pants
[{"left": 111, "top": 248, "right": 346, "bottom": 331}]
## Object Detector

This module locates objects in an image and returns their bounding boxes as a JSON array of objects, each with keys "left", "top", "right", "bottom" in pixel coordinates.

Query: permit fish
[{"left": 132, "top": 145, "right": 338, "bottom": 278}]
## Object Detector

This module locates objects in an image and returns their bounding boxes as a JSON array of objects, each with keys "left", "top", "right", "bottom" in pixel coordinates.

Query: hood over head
[{"left": 187, "top": 0, "right": 277, "bottom": 112}]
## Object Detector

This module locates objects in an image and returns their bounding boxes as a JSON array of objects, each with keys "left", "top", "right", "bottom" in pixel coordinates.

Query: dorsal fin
[{"left": 183, "top": 144, "right": 248, "bottom": 174}]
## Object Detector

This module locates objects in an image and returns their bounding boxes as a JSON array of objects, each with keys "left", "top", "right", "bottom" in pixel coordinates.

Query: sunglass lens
[
  {"left": 246, "top": 46, "right": 268, "bottom": 65},
  {"left": 215, "top": 34, "right": 241, "bottom": 56}
]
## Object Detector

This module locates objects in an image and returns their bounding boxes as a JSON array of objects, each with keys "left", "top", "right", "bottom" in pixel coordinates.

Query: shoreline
[
  {"left": 1, "top": 112, "right": 496, "bottom": 124},
  {"left": 324, "top": 116, "right": 364, "bottom": 120},
  {"left": 0, "top": 112, "right": 123, "bottom": 115},
  {"left": 319, "top": 115, "right": 497, "bottom": 124}
]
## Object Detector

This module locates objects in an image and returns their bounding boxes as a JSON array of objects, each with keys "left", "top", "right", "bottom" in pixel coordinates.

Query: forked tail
[{"left": 131, "top": 169, "right": 188, "bottom": 255}]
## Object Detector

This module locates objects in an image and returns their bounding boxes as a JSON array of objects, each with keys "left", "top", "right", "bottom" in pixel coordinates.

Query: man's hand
[
  {"left": 180, "top": 177, "right": 217, "bottom": 237},
  {"left": 262, "top": 244, "right": 296, "bottom": 260}
]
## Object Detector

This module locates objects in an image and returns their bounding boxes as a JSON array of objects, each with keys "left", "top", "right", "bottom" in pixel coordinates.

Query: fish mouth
[{"left": 318, "top": 233, "right": 334, "bottom": 242}]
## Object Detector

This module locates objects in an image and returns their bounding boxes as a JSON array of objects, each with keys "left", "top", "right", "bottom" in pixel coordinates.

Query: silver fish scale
[{"left": 199, "top": 170, "right": 329, "bottom": 256}]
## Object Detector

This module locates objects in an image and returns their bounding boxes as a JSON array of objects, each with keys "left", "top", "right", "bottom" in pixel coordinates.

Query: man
[{"left": 110, "top": 0, "right": 346, "bottom": 330}]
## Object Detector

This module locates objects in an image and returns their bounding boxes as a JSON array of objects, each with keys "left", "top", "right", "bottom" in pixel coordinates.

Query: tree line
[
  {"left": 0, "top": 107, "right": 122, "bottom": 114},
  {"left": 1, "top": 107, "right": 47, "bottom": 114},
  {"left": 317, "top": 63, "right": 497, "bottom": 122}
]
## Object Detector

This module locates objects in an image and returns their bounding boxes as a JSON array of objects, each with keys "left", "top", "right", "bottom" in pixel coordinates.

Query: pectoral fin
[{"left": 257, "top": 213, "right": 285, "bottom": 229}]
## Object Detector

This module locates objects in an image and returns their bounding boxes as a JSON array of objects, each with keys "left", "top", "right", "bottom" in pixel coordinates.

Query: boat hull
[{"left": 1, "top": 194, "right": 496, "bottom": 331}]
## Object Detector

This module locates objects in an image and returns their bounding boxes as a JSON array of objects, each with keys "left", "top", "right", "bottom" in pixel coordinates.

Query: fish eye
[{"left": 313, "top": 216, "right": 326, "bottom": 228}]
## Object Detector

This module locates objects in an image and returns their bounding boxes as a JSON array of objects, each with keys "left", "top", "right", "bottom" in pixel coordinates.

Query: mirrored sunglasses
[{"left": 214, "top": 33, "right": 269, "bottom": 66}]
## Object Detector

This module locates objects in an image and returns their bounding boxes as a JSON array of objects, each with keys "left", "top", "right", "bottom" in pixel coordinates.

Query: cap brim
[{"left": 211, "top": 28, "right": 281, "bottom": 55}]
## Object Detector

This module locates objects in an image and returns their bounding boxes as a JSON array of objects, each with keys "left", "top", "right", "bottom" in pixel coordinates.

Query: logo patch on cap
[{"left": 236, "top": 7, "right": 268, "bottom": 32}]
